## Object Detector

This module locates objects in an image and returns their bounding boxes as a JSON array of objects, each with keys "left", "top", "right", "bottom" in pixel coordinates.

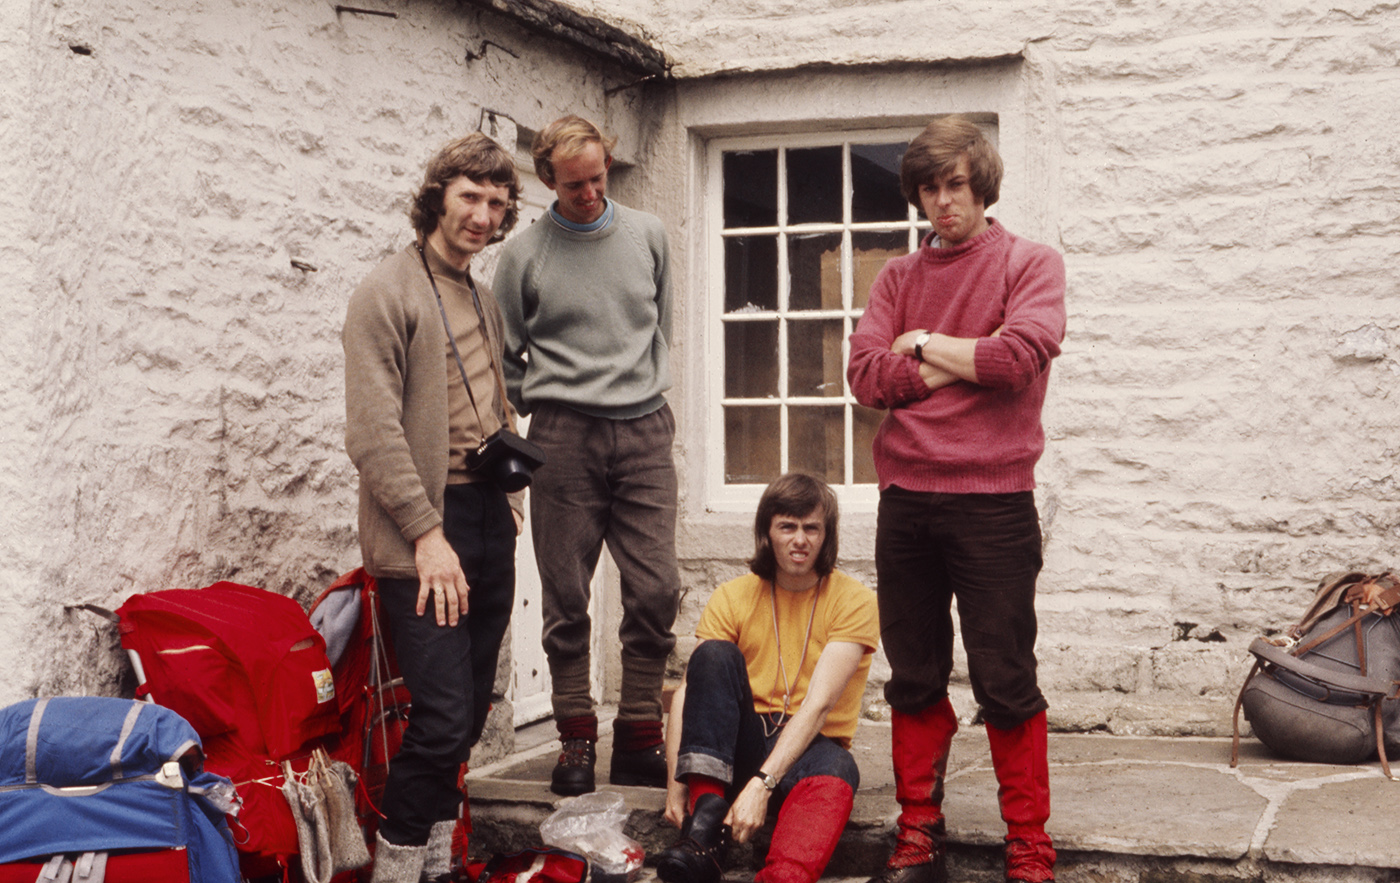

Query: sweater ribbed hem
[
  {"left": 878, "top": 461, "right": 1039, "bottom": 495},
  {"left": 541, "top": 395, "right": 666, "bottom": 421}
]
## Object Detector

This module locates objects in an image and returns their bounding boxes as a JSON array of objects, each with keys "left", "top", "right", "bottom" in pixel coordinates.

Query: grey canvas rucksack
[{"left": 1232, "top": 571, "right": 1400, "bottom": 777}]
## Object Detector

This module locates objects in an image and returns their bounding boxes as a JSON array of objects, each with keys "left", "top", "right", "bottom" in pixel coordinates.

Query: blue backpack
[{"left": 0, "top": 697, "right": 241, "bottom": 882}]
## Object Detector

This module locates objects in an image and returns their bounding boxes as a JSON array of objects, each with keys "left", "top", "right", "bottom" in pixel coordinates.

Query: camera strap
[{"left": 417, "top": 243, "right": 519, "bottom": 438}]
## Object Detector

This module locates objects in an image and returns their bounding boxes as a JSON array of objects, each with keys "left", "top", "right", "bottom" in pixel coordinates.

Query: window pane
[
  {"left": 852, "top": 404, "right": 885, "bottom": 485},
  {"left": 788, "top": 405, "right": 844, "bottom": 484},
  {"left": 851, "top": 142, "right": 907, "bottom": 223},
  {"left": 852, "top": 230, "right": 910, "bottom": 310},
  {"left": 788, "top": 318, "right": 845, "bottom": 398},
  {"left": 725, "top": 235, "right": 778, "bottom": 313},
  {"left": 787, "top": 232, "right": 842, "bottom": 312},
  {"left": 725, "top": 406, "right": 780, "bottom": 484},
  {"left": 724, "top": 320, "right": 778, "bottom": 398},
  {"left": 724, "top": 150, "right": 778, "bottom": 228},
  {"left": 786, "top": 146, "right": 842, "bottom": 225}
]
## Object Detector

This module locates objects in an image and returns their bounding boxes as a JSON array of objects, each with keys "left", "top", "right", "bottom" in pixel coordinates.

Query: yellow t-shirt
[{"left": 695, "top": 570, "right": 879, "bottom": 748}]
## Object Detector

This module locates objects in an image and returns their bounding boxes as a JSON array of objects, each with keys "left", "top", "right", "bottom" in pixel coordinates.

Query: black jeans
[
  {"left": 377, "top": 482, "right": 516, "bottom": 846},
  {"left": 875, "top": 487, "right": 1048, "bottom": 730},
  {"left": 674, "top": 640, "right": 859, "bottom": 801}
]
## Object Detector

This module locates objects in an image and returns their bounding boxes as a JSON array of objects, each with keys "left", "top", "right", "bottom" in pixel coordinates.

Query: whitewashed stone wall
[
  {"left": 3, "top": 0, "right": 1397, "bottom": 740},
  {"left": 607, "top": 0, "right": 1400, "bottom": 735},
  {"left": 0, "top": 0, "right": 641, "bottom": 752}
]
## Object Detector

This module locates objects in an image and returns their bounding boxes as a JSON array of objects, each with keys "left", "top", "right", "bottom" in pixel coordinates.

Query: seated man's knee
[{"left": 687, "top": 639, "right": 744, "bottom": 675}]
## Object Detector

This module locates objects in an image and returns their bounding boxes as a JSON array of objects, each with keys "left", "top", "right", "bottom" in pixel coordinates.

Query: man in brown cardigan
[{"left": 343, "top": 132, "right": 524, "bottom": 883}]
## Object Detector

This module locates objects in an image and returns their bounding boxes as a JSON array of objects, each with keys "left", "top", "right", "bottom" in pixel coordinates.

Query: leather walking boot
[
  {"left": 609, "top": 719, "right": 667, "bottom": 787},
  {"left": 986, "top": 711, "right": 1056, "bottom": 883},
  {"left": 551, "top": 715, "right": 598, "bottom": 796},
  {"left": 656, "top": 792, "right": 733, "bottom": 883}
]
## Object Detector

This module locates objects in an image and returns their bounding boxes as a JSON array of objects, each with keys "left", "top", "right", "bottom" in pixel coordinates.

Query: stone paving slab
[{"left": 466, "top": 713, "right": 1400, "bottom": 877}]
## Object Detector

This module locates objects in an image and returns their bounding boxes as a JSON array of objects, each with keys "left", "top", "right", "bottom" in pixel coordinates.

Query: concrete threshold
[{"left": 466, "top": 711, "right": 1400, "bottom": 883}]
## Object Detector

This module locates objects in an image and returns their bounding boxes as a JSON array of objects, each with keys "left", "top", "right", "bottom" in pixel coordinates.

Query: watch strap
[{"left": 754, "top": 771, "right": 778, "bottom": 791}]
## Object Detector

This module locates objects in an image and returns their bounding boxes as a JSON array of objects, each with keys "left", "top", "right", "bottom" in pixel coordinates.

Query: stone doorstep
[{"left": 464, "top": 722, "right": 1400, "bottom": 882}]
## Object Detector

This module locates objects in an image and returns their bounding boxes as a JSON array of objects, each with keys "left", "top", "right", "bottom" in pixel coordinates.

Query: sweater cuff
[
  {"left": 895, "top": 357, "right": 931, "bottom": 403},
  {"left": 399, "top": 504, "right": 443, "bottom": 546},
  {"left": 973, "top": 338, "right": 1015, "bottom": 388}
]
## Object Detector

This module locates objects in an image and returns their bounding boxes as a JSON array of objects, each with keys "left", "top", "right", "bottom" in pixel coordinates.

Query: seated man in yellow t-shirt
[{"left": 657, "top": 473, "right": 880, "bottom": 883}]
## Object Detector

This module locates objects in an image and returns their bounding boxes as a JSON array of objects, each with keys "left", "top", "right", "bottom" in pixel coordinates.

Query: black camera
[{"left": 467, "top": 429, "right": 547, "bottom": 493}]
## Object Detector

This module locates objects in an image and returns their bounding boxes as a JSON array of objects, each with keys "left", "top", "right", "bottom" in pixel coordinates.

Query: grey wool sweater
[{"left": 492, "top": 202, "right": 673, "bottom": 419}]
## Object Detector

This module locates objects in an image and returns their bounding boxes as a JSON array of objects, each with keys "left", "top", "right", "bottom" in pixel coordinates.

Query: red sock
[
  {"left": 686, "top": 774, "right": 727, "bottom": 813},
  {"left": 614, "top": 719, "right": 664, "bottom": 751},
  {"left": 557, "top": 715, "right": 598, "bottom": 742}
]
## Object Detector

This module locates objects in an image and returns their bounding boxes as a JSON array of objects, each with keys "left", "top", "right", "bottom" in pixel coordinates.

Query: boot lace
[{"left": 557, "top": 738, "right": 595, "bottom": 768}]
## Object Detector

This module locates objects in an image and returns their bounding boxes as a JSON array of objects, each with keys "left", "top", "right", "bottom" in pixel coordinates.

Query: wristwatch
[
  {"left": 913, "top": 331, "right": 931, "bottom": 363},
  {"left": 754, "top": 771, "right": 778, "bottom": 791}
]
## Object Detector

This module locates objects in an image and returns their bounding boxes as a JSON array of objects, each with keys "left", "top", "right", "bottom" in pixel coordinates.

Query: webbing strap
[
  {"left": 39, "top": 855, "right": 66, "bottom": 882},
  {"left": 25, "top": 698, "right": 49, "bottom": 785},
  {"left": 109, "top": 702, "right": 143, "bottom": 780},
  {"left": 73, "top": 852, "right": 106, "bottom": 883}
]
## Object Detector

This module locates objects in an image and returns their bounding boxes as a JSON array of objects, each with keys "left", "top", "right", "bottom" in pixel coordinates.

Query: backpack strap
[
  {"left": 1249, "top": 638, "right": 1392, "bottom": 697},
  {"left": 25, "top": 698, "right": 49, "bottom": 785},
  {"left": 1230, "top": 658, "right": 1263, "bottom": 768},
  {"left": 1294, "top": 576, "right": 1400, "bottom": 657},
  {"left": 1292, "top": 571, "right": 1369, "bottom": 638}
]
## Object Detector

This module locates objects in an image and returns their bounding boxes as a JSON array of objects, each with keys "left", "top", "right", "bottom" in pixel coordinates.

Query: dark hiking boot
[
  {"left": 865, "top": 819, "right": 948, "bottom": 883},
  {"left": 656, "top": 793, "right": 732, "bottom": 883},
  {"left": 550, "top": 738, "right": 597, "bottom": 796},
  {"left": 609, "top": 741, "right": 667, "bottom": 787}
]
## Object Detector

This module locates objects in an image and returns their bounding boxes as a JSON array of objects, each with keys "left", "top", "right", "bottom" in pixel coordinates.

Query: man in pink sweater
[{"left": 847, "top": 117, "right": 1066, "bottom": 883}]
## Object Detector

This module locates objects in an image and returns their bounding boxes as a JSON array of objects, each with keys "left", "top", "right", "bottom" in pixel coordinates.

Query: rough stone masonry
[{"left": 1, "top": 0, "right": 1397, "bottom": 743}]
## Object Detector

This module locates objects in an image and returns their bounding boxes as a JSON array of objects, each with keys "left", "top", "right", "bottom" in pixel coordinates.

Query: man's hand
[
  {"left": 664, "top": 780, "right": 689, "bottom": 830},
  {"left": 725, "top": 777, "right": 772, "bottom": 843},
  {"left": 664, "top": 678, "right": 689, "bottom": 829},
  {"left": 890, "top": 328, "right": 927, "bottom": 358},
  {"left": 414, "top": 526, "right": 470, "bottom": 626}
]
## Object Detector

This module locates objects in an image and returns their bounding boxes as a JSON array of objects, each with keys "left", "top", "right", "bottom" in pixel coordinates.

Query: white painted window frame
[{"left": 702, "top": 127, "right": 928, "bottom": 513}]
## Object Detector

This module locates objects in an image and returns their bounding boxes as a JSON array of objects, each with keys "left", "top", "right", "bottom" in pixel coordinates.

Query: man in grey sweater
[{"left": 494, "top": 114, "right": 680, "bottom": 796}]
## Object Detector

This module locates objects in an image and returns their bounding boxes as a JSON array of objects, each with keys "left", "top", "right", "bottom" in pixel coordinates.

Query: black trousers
[
  {"left": 377, "top": 482, "right": 516, "bottom": 846},
  {"left": 875, "top": 487, "right": 1048, "bottom": 730}
]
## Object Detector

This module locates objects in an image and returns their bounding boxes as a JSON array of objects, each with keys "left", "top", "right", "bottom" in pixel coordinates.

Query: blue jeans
[
  {"left": 377, "top": 482, "right": 516, "bottom": 846},
  {"left": 674, "top": 641, "right": 859, "bottom": 801}
]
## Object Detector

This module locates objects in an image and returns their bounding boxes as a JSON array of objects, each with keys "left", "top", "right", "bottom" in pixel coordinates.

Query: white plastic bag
[{"left": 539, "top": 791, "right": 644, "bottom": 880}]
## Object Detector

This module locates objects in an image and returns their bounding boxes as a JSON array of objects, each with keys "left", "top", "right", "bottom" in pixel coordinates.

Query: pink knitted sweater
[{"left": 847, "top": 220, "right": 1066, "bottom": 494}]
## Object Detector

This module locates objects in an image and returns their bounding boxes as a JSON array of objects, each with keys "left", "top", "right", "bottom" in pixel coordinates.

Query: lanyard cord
[
  {"left": 416, "top": 243, "right": 516, "bottom": 437},
  {"left": 765, "top": 576, "right": 822, "bottom": 737}
]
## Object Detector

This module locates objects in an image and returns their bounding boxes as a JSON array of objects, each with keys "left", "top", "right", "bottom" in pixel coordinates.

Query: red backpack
[
  {"left": 117, "top": 582, "right": 342, "bottom": 878},
  {"left": 309, "top": 569, "right": 411, "bottom": 827}
]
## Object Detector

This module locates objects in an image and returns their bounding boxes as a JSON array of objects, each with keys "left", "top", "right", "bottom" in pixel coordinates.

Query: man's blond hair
[{"left": 531, "top": 115, "right": 618, "bottom": 185}]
